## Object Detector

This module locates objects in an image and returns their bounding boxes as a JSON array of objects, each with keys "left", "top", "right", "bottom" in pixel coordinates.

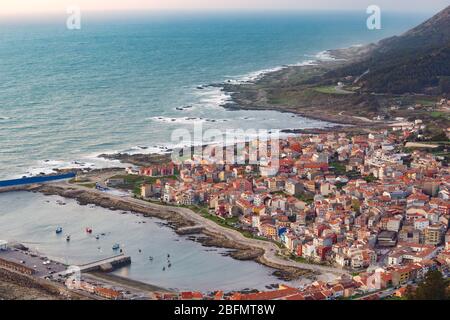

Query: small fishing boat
[
  {"left": 112, "top": 243, "right": 120, "bottom": 250},
  {"left": 162, "top": 267, "right": 166, "bottom": 271},
  {"left": 168, "top": 263, "right": 172, "bottom": 268},
  {"left": 86, "top": 227, "right": 93, "bottom": 234},
  {"left": 55, "top": 227, "right": 63, "bottom": 234},
  {"left": 66, "top": 235, "right": 71, "bottom": 242},
  {"left": 149, "top": 256, "right": 153, "bottom": 261},
  {"left": 95, "top": 235, "right": 100, "bottom": 240}
]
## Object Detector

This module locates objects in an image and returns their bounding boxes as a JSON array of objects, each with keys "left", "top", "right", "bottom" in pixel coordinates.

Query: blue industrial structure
[{"left": 0, "top": 172, "right": 76, "bottom": 188}]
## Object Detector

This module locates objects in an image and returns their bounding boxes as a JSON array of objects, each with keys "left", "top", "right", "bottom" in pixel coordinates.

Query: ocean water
[{"left": 0, "top": 11, "right": 429, "bottom": 179}]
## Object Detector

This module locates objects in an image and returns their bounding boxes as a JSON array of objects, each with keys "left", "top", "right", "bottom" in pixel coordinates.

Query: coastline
[{"left": 218, "top": 44, "right": 391, "bottom": 130}]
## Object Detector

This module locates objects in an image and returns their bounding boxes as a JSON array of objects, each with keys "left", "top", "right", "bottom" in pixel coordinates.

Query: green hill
[{"left": 326, "top": 6, "right": 450, "bottom": 94}]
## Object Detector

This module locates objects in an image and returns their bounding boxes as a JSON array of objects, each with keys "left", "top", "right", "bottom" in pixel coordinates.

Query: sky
[{"left": 0, "top": 0, "right": 448, "bottom": 15}]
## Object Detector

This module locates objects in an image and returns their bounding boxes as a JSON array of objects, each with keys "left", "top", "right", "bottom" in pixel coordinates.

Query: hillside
[
  {"left": 221, "top": 7, "right": 449, "bottom": 137},
  {"left": 325, "top": 5, "right": 450, "bottom": 94}
]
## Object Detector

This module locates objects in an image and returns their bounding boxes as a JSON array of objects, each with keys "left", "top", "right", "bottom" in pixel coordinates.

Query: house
[
  {"left": 414, "top": 218, "right": 429, "bottom": 231},
  {"left": 94, "top": 287, "right": 122, "bottom": 300},
  {"left": 140, "top": 163, "right": 175, "bottom": 177},
  {"left": 141, "top": 184, "right": 152, "bottom": 198},
  {"left": 320, "top": 182, "right": 336, "bottom": 197},
  {"left": 377, "top": 230, "right": 397, "bottom": 247},
  {"left": 260, "top": 222, "right": 277, "bottom": 239},
  {"left": 181, "top": 291, "right": 203, "bottom": 300},
  {"left": 424, "top": 224, "right": 445, "bottom": 246},
  {"left": 105, "top": 178, "right": 124, "bottom": 187},
  {"left": 285, "top": 179, "right": 303, "bottom": 196}
]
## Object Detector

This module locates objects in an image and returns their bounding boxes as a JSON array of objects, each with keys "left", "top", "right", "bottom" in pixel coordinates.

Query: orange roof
[{"left": 231, "top": 287, "right": 299, "bottom": 300}]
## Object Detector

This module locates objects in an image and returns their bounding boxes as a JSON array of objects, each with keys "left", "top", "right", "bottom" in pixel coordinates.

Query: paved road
[{"left": 55, "top": 179, "right": 350, "bottom": 280}]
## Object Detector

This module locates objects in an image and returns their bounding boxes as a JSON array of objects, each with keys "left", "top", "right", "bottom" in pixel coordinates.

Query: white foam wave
[
  {"left": 223, "top": 48, "right": 348, "bottom": 86},
  {"left": 314, "top": 50, "right": 337, "bottom": 61},
  {"left": 149, "top": 116, "right": 228, "bottom": 124},
  {"left": 192, "top": 86, "right": 232, "bottom": 108}
]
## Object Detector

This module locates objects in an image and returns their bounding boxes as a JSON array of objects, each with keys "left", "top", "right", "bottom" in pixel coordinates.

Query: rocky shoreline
[
  {"left": 217, "top": 44, "right": 393, "bottom": 130},
  {"left": 98, "top": 153, "right": 172, "bottom": 167}
]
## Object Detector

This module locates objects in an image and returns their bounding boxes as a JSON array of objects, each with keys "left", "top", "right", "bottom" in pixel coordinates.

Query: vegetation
[
  {"left": 430, "top": 111, "right": 450, "bottom": 120},
  {"left": 351, "top": 199, "right": 361, "bottom": 212},
  {"left": 186, "top": 205, "right": 276, "bottom": 244},
  {"left": 406, "top": 270, "right": 450, "bottom": 300},
  {"left": 78, "top": 183, "right": 96, "bottom": 189},
  {"left": 364, "top": 174, "right": 378, "bottom": 183},
  {"left": 295, "top": 192, "right": 314, "bottom": 204},
  {"left": 109, "top": 174, "right": 178, "bottom": 195},
  {"left": 314, "top": 85, "right": 353, "bottom": 95},
  {"left": 330, "top": 161, "right": 347, "bottom": 175},
  {"left": 325, "top": 6, "right": 450, "bottom": 94}
]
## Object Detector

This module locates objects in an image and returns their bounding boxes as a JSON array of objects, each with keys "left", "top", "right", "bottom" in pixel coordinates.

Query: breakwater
[{"left": 0, "top": 172, "right": 76, "bottom": 188}]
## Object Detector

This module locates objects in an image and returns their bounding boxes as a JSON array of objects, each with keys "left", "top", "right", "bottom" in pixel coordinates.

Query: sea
[{"left": 0, "top": 11, "right": 429, "bottom": 290}]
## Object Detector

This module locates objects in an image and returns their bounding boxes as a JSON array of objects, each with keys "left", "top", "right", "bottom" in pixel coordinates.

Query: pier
[
  {"left": 0, "top": 172, "right": 76, "bottom": 189},
  {"left": 78, "top": 254, "right": 131, "bottom": 273},
  {"left": 56, "top": 254, "right": 131, "bottom": 277}
]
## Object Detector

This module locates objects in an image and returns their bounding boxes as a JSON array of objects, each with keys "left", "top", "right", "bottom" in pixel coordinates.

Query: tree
[
  {"left": 410, "top": 270, "right": 449, "bottom": 300},
  {"left": 405, "top": 285, "right": 415, "bottom": 300},
  {"left": 439, "top": 76, "right": 450, "bottom": 94},
  {"left": 351, "top": 199, "right": 361, "bottom": 213}
]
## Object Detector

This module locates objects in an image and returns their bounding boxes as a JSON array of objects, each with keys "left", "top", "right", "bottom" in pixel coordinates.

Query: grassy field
[
  {"left": 110, "top": 174, "right": 178, "bottom": 195},
  {"left": 314, "top": 85, "right": 354, "bottom": 95},
  {"left": 415, "top": 98, "right": 436, "bottom": 107},
  {"left": 430, "top": 111, "right": 450, "bottom": 120}
]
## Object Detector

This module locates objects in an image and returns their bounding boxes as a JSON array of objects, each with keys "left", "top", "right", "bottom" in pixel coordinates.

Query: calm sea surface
[{"left": 0, "top": 191, "right": 295, "bottom": 291}]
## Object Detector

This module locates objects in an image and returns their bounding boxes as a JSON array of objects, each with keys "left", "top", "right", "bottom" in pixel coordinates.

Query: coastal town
[
  {"left": 85, "top": 101, "right": 448, "bottom": 300},
  {"left": 146, "top": 99, "right": 449, "bottom": 297}
]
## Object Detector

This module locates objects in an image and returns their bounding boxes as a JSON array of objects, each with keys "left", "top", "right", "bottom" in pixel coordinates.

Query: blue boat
[
  {"left": 56, "top": 227, "right": 63, "bottom": 234},
  {"left": 112, "top": 243, "right": 120, "bottom": 250}
]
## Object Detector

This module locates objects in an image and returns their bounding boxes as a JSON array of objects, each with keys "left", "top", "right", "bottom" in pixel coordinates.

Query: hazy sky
[{"left": 1, "top": 0, "right": 448, "bottom": 15}]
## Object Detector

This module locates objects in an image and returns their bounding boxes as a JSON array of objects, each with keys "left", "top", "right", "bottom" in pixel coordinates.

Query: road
[{"left": 54, "top": 178, "right": 350, "bottom": 280}]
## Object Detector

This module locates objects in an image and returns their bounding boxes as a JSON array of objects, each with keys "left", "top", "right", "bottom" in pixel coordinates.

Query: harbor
[{"left": 0, "top": 190, "right": 299, "bottom": 292}]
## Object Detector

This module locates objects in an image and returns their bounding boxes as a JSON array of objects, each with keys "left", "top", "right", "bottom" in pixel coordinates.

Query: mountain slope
[{"left": 326, "top": 5, "right": 450, "bottom": 94}]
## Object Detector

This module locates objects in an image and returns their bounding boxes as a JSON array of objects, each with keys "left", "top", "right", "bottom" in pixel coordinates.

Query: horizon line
[{"left": 0, "top": 7, "right": 439, "bottom": 17}]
